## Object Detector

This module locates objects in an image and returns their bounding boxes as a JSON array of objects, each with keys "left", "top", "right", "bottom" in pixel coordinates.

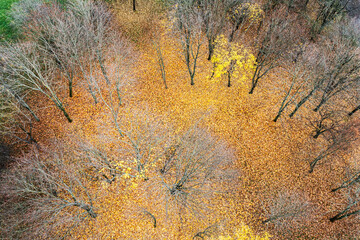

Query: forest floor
[{"left": 6, "top": 1, "right": 359, "bottom": 239}]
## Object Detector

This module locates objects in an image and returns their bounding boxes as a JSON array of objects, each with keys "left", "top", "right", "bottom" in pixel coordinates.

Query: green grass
[{"left": 0, "top": 0, "right": 19, "bottom": 40}]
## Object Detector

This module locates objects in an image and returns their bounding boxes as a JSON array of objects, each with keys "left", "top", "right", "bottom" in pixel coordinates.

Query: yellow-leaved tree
[{"left": 210, "top": 35, "right": 256, "bottom": 87}]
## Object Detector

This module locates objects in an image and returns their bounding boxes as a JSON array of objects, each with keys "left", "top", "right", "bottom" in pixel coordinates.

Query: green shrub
[{"left": 0, "top": 0, "right": 18, "bottom": 40}]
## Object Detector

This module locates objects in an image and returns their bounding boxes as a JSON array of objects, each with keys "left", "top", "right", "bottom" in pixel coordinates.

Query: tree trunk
[
  {"left": 273, "top": 113, "right": 280, "bottom": 122},
  {"left": 227, "top": 72, "right": 231, "bottom": 87},
  {"left": 17, "top": 122, "right": 38, "bottom": 145},
  {"left": 303, "top": 0, "right": 309, "bottom": 10},
  {"left": 348, "top": 104, "right": 360, "bottom": 116},
  {"left": 229, "top": 22, "right": 240, "bottom": 43},
  {"left": 331, "top": 173, "right": 360, "bottom": 192},
  {"left": 309, "top": 152, "right": 325, "bottom": 173},
  {"left": 133, "top": 0, "right": 136, "bottom": 11},
  {"left": 273, "top": 103, "right": 287, "bottom": 122},
  {"left": 249, "top": 83, "right": 256, "bottom": 94},
  {"left": 23, "top": 102, "right": 40, "bottom": 122},
  {"left": 58, "top": 104, "right": 73, "bottom": 123},
  {"left": 80, "top": 203, "right": 97, "bottom": 218},
  {"left": 69, "top": 79, "right": 73, "bottom": 98},
  {"left": 12, "top": 91, "right": 40, "bottom": 121},
  {"left": 249, "top": 63, "right": 261, "bottom": 94},
  {"left": 227, "top": 60, "right": 235, "bottom": 87},
  {"left": 207, "top": 39, "right": 214, "bottom": 61},
  {"left": 289, "top": 88, "right": 316, "bottom": 118},
  {"left": 313, "top": 97, "right": 327, "bottom": 112},
  {"left": 262, "top": 215, "right": 282, "bottom": 223},
  {"left": 162, "top": 72, "right": 168, "bottom": 89},
  {"left": 330, "top": 208, "right": 360, "bottom": 222},
  {"left": 184, "top": 32, "right": 194, "bottom": 86},
  {"left": 313, "top": 130, "right": 323, "bottom": 139},
  {"left": 229, "top": 30, "right": 235, "bottom": 43}
]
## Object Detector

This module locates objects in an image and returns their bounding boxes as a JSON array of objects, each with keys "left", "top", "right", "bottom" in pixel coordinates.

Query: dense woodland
[{"left": 0, "top": 0, "right": 360, "bottom": 239}]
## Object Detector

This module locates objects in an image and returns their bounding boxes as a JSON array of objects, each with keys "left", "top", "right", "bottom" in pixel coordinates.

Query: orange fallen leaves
[{"left": 14, "top": 5, "right": 359, "bottom": 240}]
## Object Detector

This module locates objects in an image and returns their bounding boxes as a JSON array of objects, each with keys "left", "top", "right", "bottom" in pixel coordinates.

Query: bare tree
[
  {"left": 307, "top": 110, "right": 343, "bottom": 139},
  {"left": 149, "top": 126, "right": 236, "bottom": 216},
  {"left": 312, "top": 21, "right": 360, "bottom": 112},
  {"left": 288, "top": 47, "right": 327, "bottom": 118},
  {"left": 79, "top": 143, "right": 123, "bottom": 184},
  {"left": 79, "top": 110, "right": 169, "bottom": 184},
  {"left": 289, "top": 19, "right": 360, "bottom": 117},
  {"left": 89, "top": 38, "right": 134, "bottom": 137},
  {"left": 329, "top": 186, "right": 360, "bottom": 222},
  {"left": 262, "top": 190, "right": 311, "bottom": 225},
  {"left": 310, "top": 0, "right": 350, "bottom": 40},
  {"left": 0, "top": 86, "right": 38, "bottom": 145},
  {"left": 260, "top": 189, "right": 314, "bottom": 239},
  {"left": 249, "top": 10, "right": 300, "bottom": 94},
  {"left": 54, "top": 0, "right": 136, "bottom": 136},
  {"left": 171, "top": 0, "right": 205, "bottom": 85},
  {"left": 0, "top": 143, "right": 98, "bottom": 239},
  {"left": 22, "top": 0, "right": 115, "bottom": 99},
  {"left": 329, "top": 155, "right": 360, "bottom": 222},
  {"left": 0, "top": 52, "right": 41, "bottom": 144},
  {"left": 194, "top": 0, "right": 242, "bottom": 59},
  {"left": 332, "top": 170, "right": 360, "bottom": 192},
  {"left": 347, "top": 78, "right": 360, "bottom": 116},
  {"left": 25, "top": 0, "right": 135, "bottom": 134},
  {"left": 227, "top": 1, "right": 264, "bottom": 43},
  {"left": 8, "top": 0, "right": 44, "bottom": 33},
  {"left": 23, "top": 3, "right": 76, "bottom": 97},
  {"left": 272, "top": 46, "right": 311, "bottom": 122},
  {"left": 153, "top": 39, "right": 168, "bottom": 89},
  {"left": 192, "top": 0, "right": 222, "bottom": 60},
  {"left": 309, "top": 121, "right": 358, "bottom": 173},
  {"left": 0, "top": 42, "right": 73, "bottom": 122}
]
